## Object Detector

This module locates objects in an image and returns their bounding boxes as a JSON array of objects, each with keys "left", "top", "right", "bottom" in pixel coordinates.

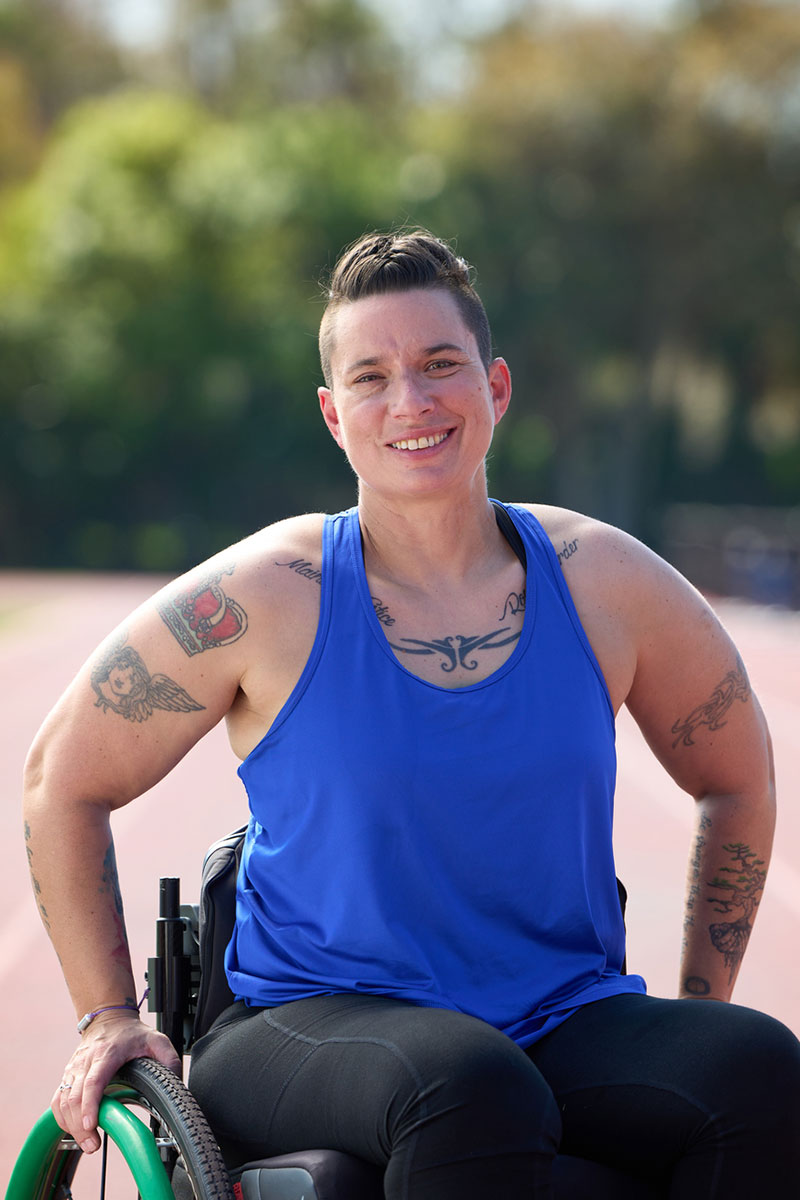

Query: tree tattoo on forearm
[
  {"left": 706, "top": 842, "right": 766, "bottom": 983},
  {"left": 91, "top": 636, "right": 205, "bottom": 722},
  {"left": 671, "top": 658, "right": 751, "bottom": 748}
]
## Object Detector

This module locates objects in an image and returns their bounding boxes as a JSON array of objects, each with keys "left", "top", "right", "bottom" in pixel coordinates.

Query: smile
[{"left": 390, "top": 431, "right": 451, "bottom": 452}]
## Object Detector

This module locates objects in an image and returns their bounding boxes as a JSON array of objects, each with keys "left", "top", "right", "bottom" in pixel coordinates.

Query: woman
[{"left": 24, "top": 230, "right": 800, "bottom": 1197}]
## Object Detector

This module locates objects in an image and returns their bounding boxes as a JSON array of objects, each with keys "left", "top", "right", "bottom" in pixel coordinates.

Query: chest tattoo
[
  {"left": 500, "top": 589, "right": 526, "bottom": 621},
  {"left": 389, "top": 628, "right": 521, "bottom": 673}
]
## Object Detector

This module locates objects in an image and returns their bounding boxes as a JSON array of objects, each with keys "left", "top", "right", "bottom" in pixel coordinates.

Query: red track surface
[{"left": 2, "top": 571, "right": 798, "bottom": 1182}]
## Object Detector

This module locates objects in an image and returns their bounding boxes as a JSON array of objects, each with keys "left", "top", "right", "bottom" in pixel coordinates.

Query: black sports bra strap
[{"left": 491, "top": 501, "right": 527, "bottom": 571}]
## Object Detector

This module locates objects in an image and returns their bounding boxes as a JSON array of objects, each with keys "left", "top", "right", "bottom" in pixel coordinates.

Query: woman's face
[{"left": 318, "top": 288, "right": 511, "bottom": 503}]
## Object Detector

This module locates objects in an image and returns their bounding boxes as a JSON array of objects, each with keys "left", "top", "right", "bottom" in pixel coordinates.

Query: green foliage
[
  {"left": 0, "top": 88, "right": 413, "bottom": 567},
  {"left": 1, "top": 0, "right": 799, "bottom": 570}
]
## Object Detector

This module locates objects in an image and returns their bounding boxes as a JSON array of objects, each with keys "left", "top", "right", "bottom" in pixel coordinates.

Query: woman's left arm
[{"left": 622, "top": 554, "right": 775, "bottom": 1002}]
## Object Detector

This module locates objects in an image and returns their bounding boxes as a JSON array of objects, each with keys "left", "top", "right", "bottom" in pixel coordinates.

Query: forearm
[
  {"left": 24, "top": 780, "right": 137, "bottom": 1022},
  {"left": 679, "top": 788, "right": 775, "bottom": 1001}
]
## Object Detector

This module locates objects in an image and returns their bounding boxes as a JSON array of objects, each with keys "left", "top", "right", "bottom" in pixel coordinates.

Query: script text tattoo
[
  {"left": 500, "top": 589, "right": 526, "bottom": 622},
  {"left": 100, "top": 840, "right": 133, "bottom": 971},
  {"left": 683, "top": 811, "right": 712, "bottom": 956},
  {"left": 25, "top": 820, "right": 52, "bottom": 936}
]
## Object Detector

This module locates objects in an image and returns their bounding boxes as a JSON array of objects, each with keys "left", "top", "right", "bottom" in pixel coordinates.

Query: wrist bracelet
[{"left": 77, "top": 988, "right": 148, "bottom": 1034}]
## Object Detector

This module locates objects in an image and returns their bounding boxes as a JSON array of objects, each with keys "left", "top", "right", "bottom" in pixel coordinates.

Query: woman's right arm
[{"left": 23, "top": 576, "right": 245, "bottom": 1153}]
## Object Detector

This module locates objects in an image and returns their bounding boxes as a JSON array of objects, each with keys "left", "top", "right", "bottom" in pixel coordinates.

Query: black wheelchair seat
[{"left": 230, "top": 1150, "right": 382, "bottom": 1200}]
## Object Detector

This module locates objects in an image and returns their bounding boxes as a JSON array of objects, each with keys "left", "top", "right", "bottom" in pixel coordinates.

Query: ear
[
  {"left": 488, "top": 357, "right": 512, "bottom": 425},
  {"left": 318, "top": 386, "right": 344, "bottom": 449}
]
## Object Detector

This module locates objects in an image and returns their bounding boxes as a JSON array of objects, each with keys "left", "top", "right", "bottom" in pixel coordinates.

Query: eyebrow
[{"left": 344, "top": 343, "right": 469, "bottom": 376}]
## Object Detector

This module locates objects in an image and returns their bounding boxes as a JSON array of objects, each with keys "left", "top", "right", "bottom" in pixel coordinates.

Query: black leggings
[{"left": 188, "top": 992, "right": 800, "bottom": 1199}]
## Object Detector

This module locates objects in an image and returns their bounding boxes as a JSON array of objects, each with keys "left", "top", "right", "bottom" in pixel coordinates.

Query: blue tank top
[{"left": 227, "top": 503, "right": 646, "bottom": 1046}]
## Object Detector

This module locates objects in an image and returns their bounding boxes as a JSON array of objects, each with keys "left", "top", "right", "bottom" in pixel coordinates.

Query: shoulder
[
  {"left": 156, "top": 513, "right": 327, "bottom": 613},
  {"left": 517, "top": 500, "right": 720, "bottom": 637},
  {"left": 511, "top": 502, "right": 664, "bottom": 595},
  {"left": 511, "top": 503, "right": 734, "bottom": 714}
]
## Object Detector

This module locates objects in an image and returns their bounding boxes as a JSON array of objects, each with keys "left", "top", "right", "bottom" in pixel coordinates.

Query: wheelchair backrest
[
  {"left": 152, "top": 824, "right": 628, "bottom": 1054},
  {"left": 193, "top": 823, "right": 248, "bottom": 1042}
]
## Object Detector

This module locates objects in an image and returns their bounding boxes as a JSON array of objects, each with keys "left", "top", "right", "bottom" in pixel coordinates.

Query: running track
[{"left": 1, "top": 571, "right": 798, "bottom": 1181}]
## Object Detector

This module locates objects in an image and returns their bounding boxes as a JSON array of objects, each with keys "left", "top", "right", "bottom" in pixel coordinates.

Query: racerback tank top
[{"left": 227, "top": 503, "right": 646, "bottom": 1046}]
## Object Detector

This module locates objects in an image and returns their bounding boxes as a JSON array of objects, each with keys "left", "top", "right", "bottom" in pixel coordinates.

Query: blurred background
[{"left": 1, "top": 0, "right": 799, "bottom": 603}]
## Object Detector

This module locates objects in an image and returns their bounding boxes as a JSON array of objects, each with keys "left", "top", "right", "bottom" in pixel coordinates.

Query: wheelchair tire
[
  {"left": 113, "top": 1058, "right": 234, "bottom": 1199},
  {"left": 12, "top": 1058, "right": 233, "bottom": 1200}
]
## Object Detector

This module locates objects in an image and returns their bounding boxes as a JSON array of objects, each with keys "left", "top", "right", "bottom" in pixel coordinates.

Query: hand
[{"left": 51, "top": 1011, "right": 182, "bottom": 1154}]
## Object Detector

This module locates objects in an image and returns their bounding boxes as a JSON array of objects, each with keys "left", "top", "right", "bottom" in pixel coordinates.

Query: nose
[{"left": 388, "top": 370, "right": 434, "bottom": 419}]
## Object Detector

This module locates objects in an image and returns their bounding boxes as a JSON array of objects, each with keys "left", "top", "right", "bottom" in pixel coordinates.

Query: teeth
[{"left": 392, "top": 431, "right": 450, "bottom": 451}]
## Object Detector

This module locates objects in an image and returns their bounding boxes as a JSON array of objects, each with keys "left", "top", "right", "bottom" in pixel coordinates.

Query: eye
[
  {"left": 353, "top": 372, "right": 382, "bottom": 384},
  {"left": 426, "top": 359, "right": 458, "bottom": 372}
]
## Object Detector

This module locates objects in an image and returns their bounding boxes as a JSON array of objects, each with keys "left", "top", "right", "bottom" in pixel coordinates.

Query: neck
[{"left": 356, "top": 485, "right": 505, "bottom": 589}]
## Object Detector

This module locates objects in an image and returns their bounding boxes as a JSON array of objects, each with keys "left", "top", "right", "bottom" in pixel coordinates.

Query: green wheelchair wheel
[{"left": 6, "top": 1059, "right": 233, "bottom": 1200}]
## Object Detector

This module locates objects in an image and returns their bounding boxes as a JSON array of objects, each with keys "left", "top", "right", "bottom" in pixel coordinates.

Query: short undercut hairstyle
[{"left": 319, "top": 230, "right": 493, "bottom": 387}]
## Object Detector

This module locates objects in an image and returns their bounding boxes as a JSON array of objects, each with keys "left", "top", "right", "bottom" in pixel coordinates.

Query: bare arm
[
  {"left": 532, "top": 505, "right": 776, "bottom": 1001},
  {"left": 23, "top": 573, "right": 245, "bottom": 1152},
  {"left": 621, "top": 550, "right": 775, "bottom": 1000}
]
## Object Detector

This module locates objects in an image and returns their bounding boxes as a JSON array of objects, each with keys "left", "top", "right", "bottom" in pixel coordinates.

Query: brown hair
[{"left": 319, "top": 229, "right": 493, "bottom": 387}]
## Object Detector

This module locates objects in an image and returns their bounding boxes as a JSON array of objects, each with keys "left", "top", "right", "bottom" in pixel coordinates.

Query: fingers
[{"left": 50, "top": 1019, "right": 181, "bottom": 1154}]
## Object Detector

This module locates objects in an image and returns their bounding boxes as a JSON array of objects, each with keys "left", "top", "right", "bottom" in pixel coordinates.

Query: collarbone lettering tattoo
[
  {"left": 91, "top": 633, "right": 205, "bottom": 723},
  {"left": 275, "top": 558, "right": 322, "bottom": 586},
  {"left": 557, "top": 538, "right": 579, "bottom": 566},
  {"left": 371, "top": 596, "right": 395, "bottom": 627},
  {"left": 500, "top": 589, "right": 526, "bottom": 621}
]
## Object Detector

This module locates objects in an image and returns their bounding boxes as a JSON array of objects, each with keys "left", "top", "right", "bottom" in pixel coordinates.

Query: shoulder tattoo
[
  {"left": 158, "top": 564, "right": 248, "bottom": 655},
  {"left": 91, "top": 634, "right": 205, "bottom": 723},
  {"left": 671, "top": 657, "right": 751, "bottom": 749}
]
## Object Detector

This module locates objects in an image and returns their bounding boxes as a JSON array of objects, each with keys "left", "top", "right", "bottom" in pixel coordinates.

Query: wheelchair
[{"left": 7, "top": 826, "right": 667, "bottom": 1199}]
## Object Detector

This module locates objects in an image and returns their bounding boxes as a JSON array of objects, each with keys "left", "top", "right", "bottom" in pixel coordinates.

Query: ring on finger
[{"left": 58, "top": 1082, "right": 73, "bottom": 1092}]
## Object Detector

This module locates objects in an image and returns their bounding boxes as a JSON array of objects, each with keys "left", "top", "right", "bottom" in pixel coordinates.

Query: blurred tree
[
  {"left": 411, "top": 1, "right": 800, "bottom": 538},
  {"left": 1, "top": 0, "right": 799, "bottom": 572},
  {"left": 0, "top": 89, "right": 410, "bottom": 568},
  {"left": 0, "top": 0, "right": 127, "bottom": 133},
  {"left": 154, "top": 0, "right": 407, "bottom": 113}
]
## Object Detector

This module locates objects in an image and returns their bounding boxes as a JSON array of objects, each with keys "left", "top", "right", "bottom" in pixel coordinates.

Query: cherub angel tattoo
[{"left": 91, "top": 637, "right": 205, "bottom": 723}]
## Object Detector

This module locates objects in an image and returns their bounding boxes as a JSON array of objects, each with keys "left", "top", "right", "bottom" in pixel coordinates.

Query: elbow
[{"left": 22, "top": 735, "right": 47, "bottom": 823}]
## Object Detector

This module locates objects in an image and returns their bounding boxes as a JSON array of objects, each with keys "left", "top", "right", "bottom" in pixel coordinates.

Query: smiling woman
[
  {"left": 23, "top": 228, "right": 800, "bottom": 1198},
  {"left": 316, "top": 285, "right": 511, "bottom": 507}
]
